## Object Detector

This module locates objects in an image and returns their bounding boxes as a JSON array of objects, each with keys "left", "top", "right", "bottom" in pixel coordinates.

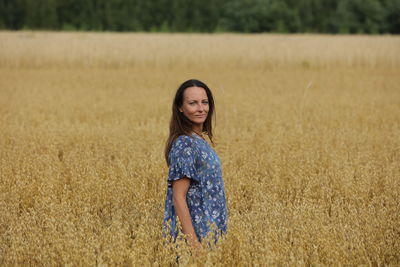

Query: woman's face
[{"left": 179, "top": 86, "right": 209, "bottom": 126}]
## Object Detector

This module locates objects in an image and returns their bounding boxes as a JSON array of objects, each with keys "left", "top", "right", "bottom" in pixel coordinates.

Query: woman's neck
[{"left": 192, "top": 124, "right": 203, "bottom": 135}]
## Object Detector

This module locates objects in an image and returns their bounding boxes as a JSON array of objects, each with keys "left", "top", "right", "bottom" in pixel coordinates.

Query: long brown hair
[{"left": 164, "top": 79, "right": 215, "bottom": 166}]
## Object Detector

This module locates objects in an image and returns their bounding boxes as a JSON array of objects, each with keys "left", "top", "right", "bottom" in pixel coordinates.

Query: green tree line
[{"left": 0, "top": 0, "right": 399, "bottom": 33}]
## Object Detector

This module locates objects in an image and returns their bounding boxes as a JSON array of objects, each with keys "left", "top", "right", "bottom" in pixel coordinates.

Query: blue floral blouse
[{"left": 163, "top": 133, "right": 228, "bottom": 243}]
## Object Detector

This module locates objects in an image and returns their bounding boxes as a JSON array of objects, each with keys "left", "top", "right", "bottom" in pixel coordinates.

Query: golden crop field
[{"left": 0, "top": 31, "right": 399, "bottom": 265}]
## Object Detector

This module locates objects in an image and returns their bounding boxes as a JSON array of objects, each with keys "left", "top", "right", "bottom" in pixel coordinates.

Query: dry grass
[
  {"left": 1, "top": 31, "right": 400, "bottom": 69},
  {"left": 0, "top": 31, "right": 399, "bottom": 265}
]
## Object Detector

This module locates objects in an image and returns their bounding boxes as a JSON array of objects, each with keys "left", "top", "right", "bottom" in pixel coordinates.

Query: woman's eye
[{"left": 203, "top": 101, "right": 209, "bottom": 105}]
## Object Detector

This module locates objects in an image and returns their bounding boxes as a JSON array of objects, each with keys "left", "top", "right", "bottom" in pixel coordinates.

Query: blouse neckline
[{"left": 191, "top": 132, "right": 205, "bottom": 140}]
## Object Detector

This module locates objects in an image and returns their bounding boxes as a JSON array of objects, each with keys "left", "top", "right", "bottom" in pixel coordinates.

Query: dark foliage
[{"left": 0, "top": 0, "right": 398, "bottom": 33}]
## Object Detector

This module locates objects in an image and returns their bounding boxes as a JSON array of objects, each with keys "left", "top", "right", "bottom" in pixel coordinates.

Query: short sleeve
[{"left": 168, "top": 135, "right": 200, "bottom": 184}]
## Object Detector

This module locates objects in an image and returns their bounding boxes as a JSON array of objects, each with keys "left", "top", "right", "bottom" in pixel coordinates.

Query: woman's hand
[{"left": 188, "top": 238, "right": 205, "bottom": 257}]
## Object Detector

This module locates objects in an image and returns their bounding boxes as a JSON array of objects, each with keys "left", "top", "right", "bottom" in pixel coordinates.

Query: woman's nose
[{"left": 198, "top": 103, "right": 206, "bottom": 112}]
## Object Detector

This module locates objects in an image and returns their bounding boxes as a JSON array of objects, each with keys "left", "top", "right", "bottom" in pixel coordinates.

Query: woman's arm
[{"left": 172, "top": 177, "right": 202, "bottom": 248}]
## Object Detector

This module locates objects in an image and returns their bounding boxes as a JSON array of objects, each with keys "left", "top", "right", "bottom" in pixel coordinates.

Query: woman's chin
[{"left": 190, "top": 119, "right": 206, "bottom": 125}]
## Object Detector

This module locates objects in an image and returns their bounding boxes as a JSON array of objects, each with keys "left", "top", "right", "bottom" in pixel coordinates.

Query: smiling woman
[
  {"left": 163, "top": 79, "right": 228, "bottom": 255},
  {"left": 178, "top": 86, "right": 210, "bottom": 134}
]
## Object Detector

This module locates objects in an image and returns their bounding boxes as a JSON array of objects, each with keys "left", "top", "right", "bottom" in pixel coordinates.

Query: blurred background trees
[{"left": 0, "top": 0, "right": 398, "bottom": 33}]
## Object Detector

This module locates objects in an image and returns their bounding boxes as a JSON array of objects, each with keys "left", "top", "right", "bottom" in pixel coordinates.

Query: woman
[{"left": 163, "top": 79, "right": 228, "bottom": 251}]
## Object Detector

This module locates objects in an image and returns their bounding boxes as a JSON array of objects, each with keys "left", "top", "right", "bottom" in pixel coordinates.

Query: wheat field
[{"left": 0, "top": 31, "right": 399, "bottom": 265}]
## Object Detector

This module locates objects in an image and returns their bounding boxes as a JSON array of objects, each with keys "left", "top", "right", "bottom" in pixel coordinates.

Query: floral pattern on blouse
[{"left": 163, "top": 133, "right": 228, "bottom": 243}]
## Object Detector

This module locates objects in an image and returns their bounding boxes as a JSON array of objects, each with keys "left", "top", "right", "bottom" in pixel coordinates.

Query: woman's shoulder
[
  {"left": 169, "top": 135, "right": 200, "bottom": 159},
  {"left": 171, "top": 134, "right": 206, "bottom": 152},
  {"left": 173, "top": 134, "right": 196, "bottom": 147}
]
